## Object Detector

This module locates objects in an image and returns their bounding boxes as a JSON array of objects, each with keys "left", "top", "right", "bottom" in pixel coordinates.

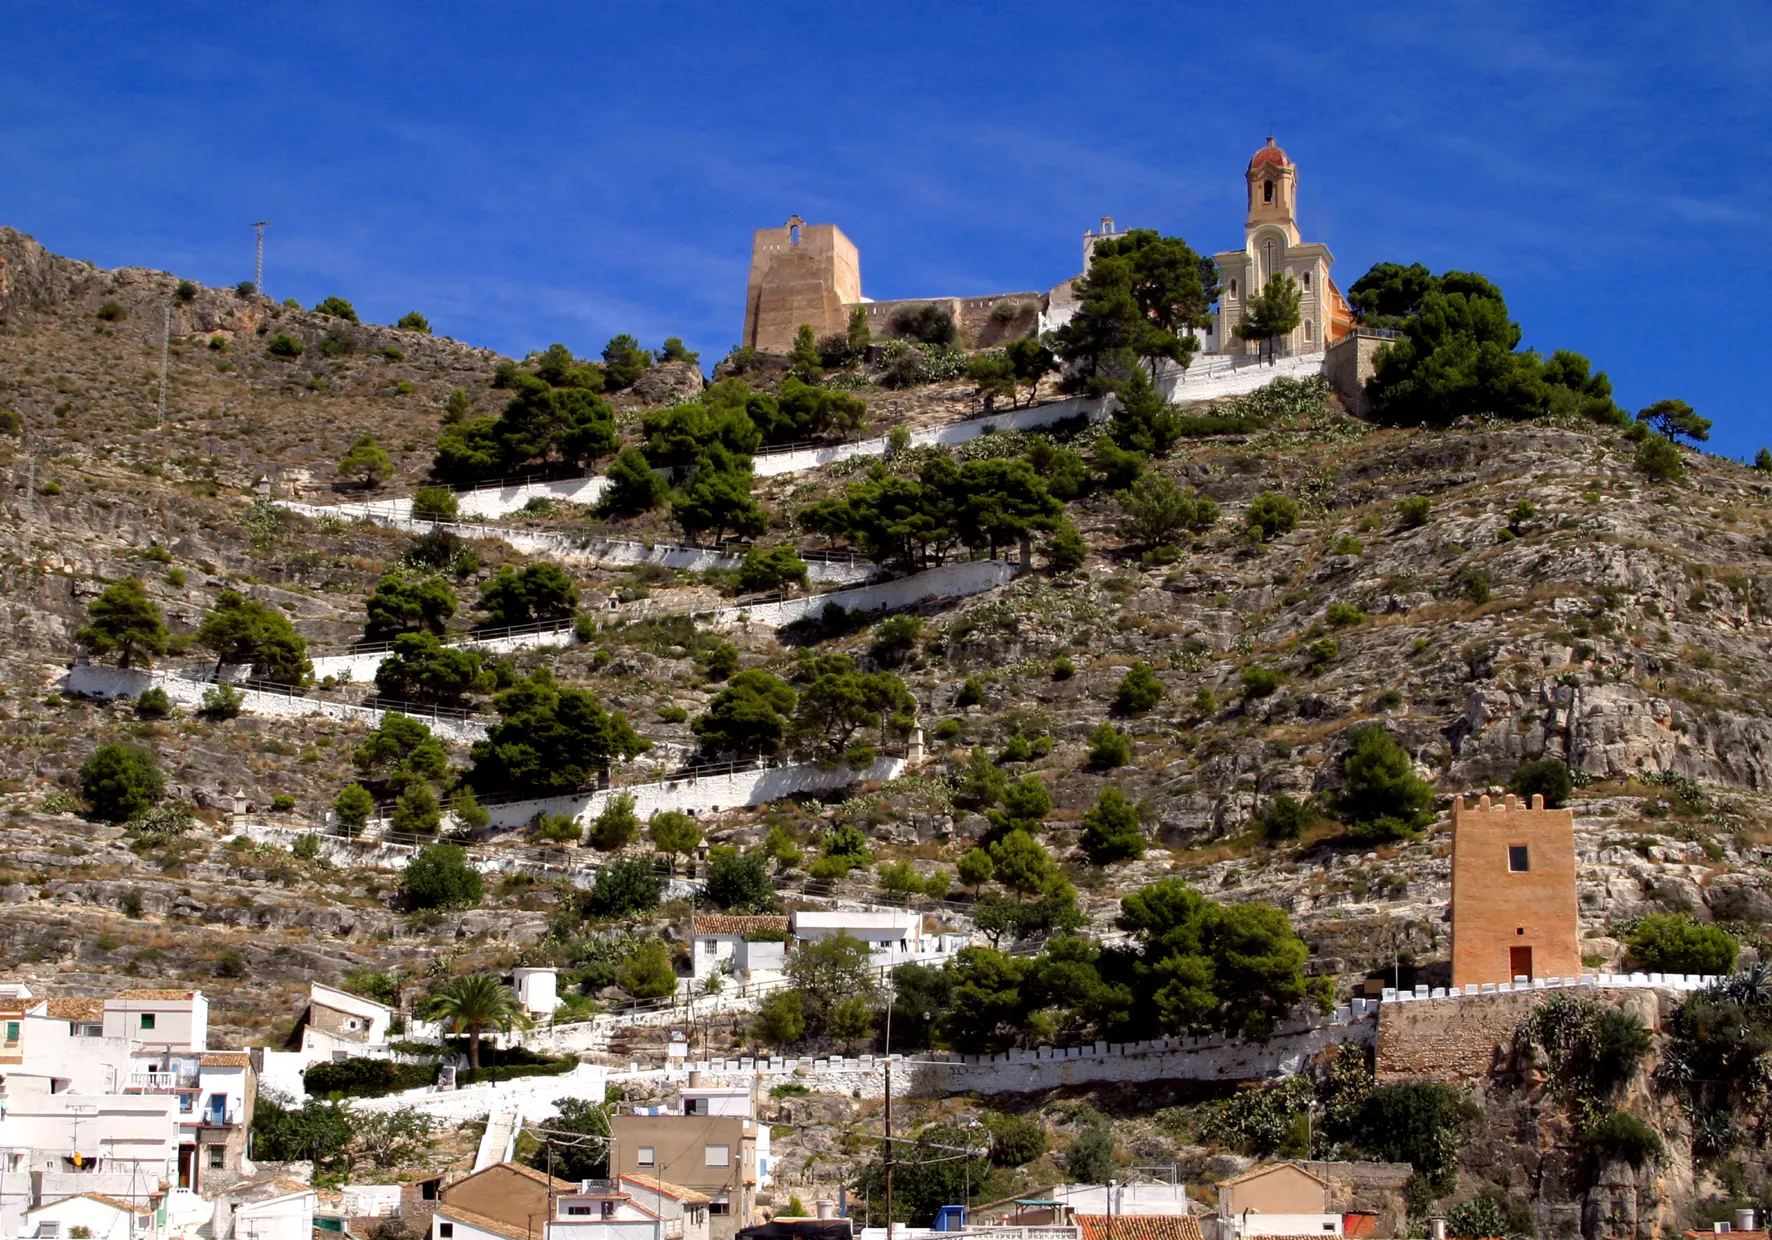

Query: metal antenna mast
[
  {"left": 156, "top": 304, "right": 171, "bottom": 428},
  {"left": 251, "top": 221, "right": 270, "bottom": 293}
]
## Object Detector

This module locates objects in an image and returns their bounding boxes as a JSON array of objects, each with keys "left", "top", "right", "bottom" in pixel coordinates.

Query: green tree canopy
[
  {"left": 466, "top": 669, "right": 649, "bottom": 795},
  {"left": 601, "top": 334, "right": 653, "bottom": 389},
  {"left": 373, "top": 632, "right": 492, "bottom": 707},
  {"left": 79, "top": 742, "right": 164, "bottom": 822},
  {"left": 791, "top": 654, "right": 914, "bottom": 756},
  {"left": 1055, "top": 231, "right": 1214, "bottom": 387},
  {"left": 425, "top": 973, "right": 526, "bottom": 1067},
  {"left": 600, "top": 446, "right": 670, "bottom": 516},
  {"left": 352, "top": 713, "right": 450, "bottom": 795},
  {"left": 694, "top": 669, "right": 797, "bottom": 758},
  {"left": 1080, "top": 786, "right": 1146, "bottom": 865},
  {"left": 397, "top": 310, "right": 431, "bottom": 333},
  {"left": 336, "top": 434, "right": 394, "bottom": 487},
  {"left": 196, "top": 589, "right": 311, "bottom": 685},
  {"left": 1637, "top": 399, "right": 1710, "bottom": 444},
  {"left": 478, "top": 562, "right": 579, "bottom": 628},
  {"left": 364, "top": 573, "right": 456, "bottom": 639},
  {"left": 1338, "top": 726, "right": 1434, "bottom": 842},
  {"left": 1625, "top": 914, "right": 1738, "bottom": 976},
  {"left": 77, "top": 577, "right": 168, "bottom": 668},
  {"left": 704, "top": 845, "right": 774, "bottom": 912},
  {"left": 434, "top": 363, "right": 618, "bottom": 482},
  {"left": 786, "top": 931, "right": 879, "bottom": 1037},
  {"left": 314, "top": 296, "right": 359, "bottom": 322},
  {"left": 1235, "top": 274, "right": 1302, "bottom": 361},
  {"left": 402, "top": 843, "right": 485, "bottom": 913},
  {"left": 648, "top": 810, "right": 702, "bottom": 873}
]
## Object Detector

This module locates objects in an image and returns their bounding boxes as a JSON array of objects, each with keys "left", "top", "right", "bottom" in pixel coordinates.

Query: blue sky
[{"left": 4, "top": 1, "right": 1769, "bottom": 457}]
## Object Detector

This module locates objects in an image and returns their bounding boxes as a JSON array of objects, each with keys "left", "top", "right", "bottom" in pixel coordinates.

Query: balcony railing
[{"left": 128, "top": 1071, "right": 197, "bottom": 1091}]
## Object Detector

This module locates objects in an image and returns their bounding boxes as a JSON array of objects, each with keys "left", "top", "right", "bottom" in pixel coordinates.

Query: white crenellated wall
[
  {"left": 346, "top": 1062, "right": 607, "bottom": 1121},
  {"left": 64, "top": 664, "right": 488, "bottom": 742},
  {"left": 308, "top": 625, "right": 581, "bottom": 684}
]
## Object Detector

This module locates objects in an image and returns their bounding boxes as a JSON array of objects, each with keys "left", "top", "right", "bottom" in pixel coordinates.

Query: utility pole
[
  {"left": 157, "top": 304, "right": 171, "bottom": 428},
  {"left": 883, "top": 987, "right": 894, "bottom": 1240},
  {"left": 251, "top": 221, "right": 270, "bottom": 294}
]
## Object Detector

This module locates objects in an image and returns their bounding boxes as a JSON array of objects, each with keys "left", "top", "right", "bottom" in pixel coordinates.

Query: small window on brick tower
[
  {"left": 1302, "top": 272, "right": 1311, "bottom": 290},
  {"left": 1264, "top": 180, "right": 1274, "bottom": 203},
  {"left": 1509, "top": 846, "right": 1530, "bottom": 872}
]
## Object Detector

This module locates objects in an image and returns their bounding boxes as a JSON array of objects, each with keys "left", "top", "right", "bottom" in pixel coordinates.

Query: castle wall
[
  {"left": 1450, "top": 794, "right": 1582, "bottom": 988},
  {"left": 1324, "top": 334, "right": 1389, "bottom": 417},
  {"left": 744, "top": 222, "right": 859, "bottom": 354},
  {"left": 852, "top": 293, "right": 1041, "bottom": 349}
]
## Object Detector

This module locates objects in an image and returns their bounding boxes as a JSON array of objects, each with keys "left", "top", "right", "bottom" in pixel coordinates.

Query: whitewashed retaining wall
[
  {"left": 483, "top": 756, "right": 906, "bottom": 829},
  {"left": 275, "top": 501, "right": 877, "bottom": 587},
  {"left": 65, "top": 664, "right": 488, "bottom": 743},
  {"left": 712, "top": 559, "right": 1018, "bottom": 628},
  {"left": 1154, "top": 350, "right": 1327, "bottom": 403},
  {"left": 750, "top": 395, "right": 1107, "bottom": 478},
  {"left": 308, "top": 625, "right": 581, "bottom": 684},
  {"left": 348, "top": 1062, "right": 607, "bottom": 1121}
]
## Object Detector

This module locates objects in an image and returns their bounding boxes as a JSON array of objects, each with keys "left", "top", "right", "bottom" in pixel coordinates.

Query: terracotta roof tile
[
  {"left": 445, "top": 1161, "right": 575, "bottom": 1194},
  {"left": 1342, "top": 1215, "right": 1379, "bottom": 1239},
  {"left": 1077, "top": 1218, "right": 1202, "bottom": 1240},
  {"left": 693, "top": 915, "right": 790, "bottom": 936},
  {"left": 111, "top": 989, "right": 197, "bottom": 1001},
  {"left": 46, "top": 998, "right": 108, "bottom": 1021},
  {"left": 620, "top": 1173, "right": 711, "bottom": 1205},
  {"left": 202, "top": 1051, "right": 253, "bottom": 1067},
  {"left": 1249, "top": 138, "right": 1290, "bottom": 169},
  {"left": 30, "top": 1194, "right": 151, "bottom": 1216}
]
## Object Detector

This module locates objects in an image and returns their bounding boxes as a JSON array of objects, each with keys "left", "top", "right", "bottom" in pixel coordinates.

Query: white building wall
[
  {"left": 229, "top": 1191, "right": 316, "bottom": 1240},
  {"left": 20, "top": 1195, "right": 147, "bottom": 1240},
  {"left": 710, "top": 560, "right": 1017, "bottom": 629},
  {"left": 101, "top": 995, "right": 206, "bottom": 1052},
  {"left": 15, "top": 1012, "right": 133, "bottom": 1094},
  {"left": 0, "top": 1089, "right": 180, "bottom": 1238}
]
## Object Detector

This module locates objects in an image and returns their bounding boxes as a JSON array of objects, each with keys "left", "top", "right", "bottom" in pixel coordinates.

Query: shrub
[
  {"left": 615, "top": 939, "right": 678, "bottom": 998},
  {"left": 0, "top": 409, "right": 19, "bottom": 435},
  {"left": 586, "top": 857, "right": 663, "bottom": 918},
  {"left": 174, "top": 280, "right": 199, "bottom": 303},
  {"left": 1245, "top": 492, "right": 1299, "bottom": 541},
  {"left": 1635, "top": 436, "right": 1684, "bottom": 481},
  {"left": 1339, "top": 726, "right": 1433, "bottom": 843},
  {"left": 985, "top": 1113, "right": 1048, "bottom": 1168},
  {"left": 1080, "top": 787, "right": 1145, "bottom": 865},
  {"left": 1325, "top": 602, "right": 1364, "bottom": 628},
  {"left": 1087, "top": 722, "right": 1132, "bottom": 770},
  {"left": 955, "top": 678, "right": 985, "bottom": 708},
  {"left": 1259, "top": 794, "right": 1313, "bottom": 841},
  {"left": 266, "top": 333, "right": 304, "bottom": 359},
  {"left": 1624, "top": 913, "right": 1737, "bottom": 976},
  {"left": 1508, "top": 757, "right": 1574, "bottom": 808},
  {"left": 79, "top": 743, "right": 163, "bottom": 823},
  {"left": 1444, "top": 1196, "right": 1509, "bottom": 1240},
  {"left": 199, "top": 683, "right": 244, "bottom": 720},
  {"left": 134, "top": 687, "right": 174, "bottom": 719},
  {"left": 1397, "top": 496, "right": 1432, "bottom": 528},
  {"left": 96, "top": 300, "right": 127, "bottom": 321},
  {"left": 333, "top": 783, "right": 375, "bottom": 833},
  {"left": 304, "top": 1058, "right": 435, "bottom": 1098},
  {"left": 1580, "top": 1109, "right": 1664, "bottom": 1167},
  {"left": 402, "top": 843, "right": 484, "bottom": 909},
  {"left": 271, "top": 793, "right": 296, "bottom": 812},
  {"left": 1115, "top": 662, "right": 1164, "bottom": 714},
  {"left": 1052, "top": 654, "right": 1075, "bottom": 679},
  {"left": 130, "top": 805, "right": 193, "bottom": 840},
  {"left": 314, "top": 295, "right": 359, "bottom": 322},
  {"left": 391, "top": 784, "right": 442, "bottom": 835},
  {"left": 410, "top": 487, "right": 459, "bottom": 522},
  {"left": 738, "top": 545, "right": 809, "bottom": 593},
  {"left": 532, "top": 812, "right": 582, "bottom": 844},
  {"left": 1328, "top": 534, "right": 1363, "bottom": 555},
  {"left": 1305, "top": 637, "right": 1339, "bottom": 667},
  {"left": 869, "top": 616, "right": 923, "bottom": 668},
  {"left": 587, "top": 791, "right": 639, "bottom": 850},
  {"left": 1240, "top": 664, "right": 1282, "bottom": 700},
  {"left": 753, "top": 989, "right": 806, "bottom": 1045},
  {"left": 1461, "top": 568, "right": 1492, "bottom": 604},
  {"left": 397, "top": 311, "right": 431, "bottom": 332}
]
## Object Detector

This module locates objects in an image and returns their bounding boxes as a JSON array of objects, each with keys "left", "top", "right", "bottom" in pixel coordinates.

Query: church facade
[{"left": 1212, "top": 137, "right": 1355, "bottom": 356}]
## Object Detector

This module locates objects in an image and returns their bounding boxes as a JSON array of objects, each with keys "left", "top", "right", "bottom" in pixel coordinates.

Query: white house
[
  {"left": 549, "top": 1175, "right": 711, "bottom": 1240},
  {"left": 208, "top": 1178, "right": 316, "bottom": 1240},
  {"left": 101, "top": 992, "right": 208, "bottom": 1053},
  {"left": 790, "top": 910, "right": 924, "bottom": 960},
  {"left": 0, "top": 1079, "right": 181, "bottom": 1238},
  {"left": 510, "top": 969, "right": 560, "bottom": 1018},
  {"left": 20, "top": 1192, "right": 160, "bottom": 1240},
  {"left": 689, "top": 917, "right": 790, "bottom": 984}
]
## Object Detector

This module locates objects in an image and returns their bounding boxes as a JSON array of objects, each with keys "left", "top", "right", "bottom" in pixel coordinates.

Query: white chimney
[
  {"left": 816, "top": 1201, "right": 836, "bottom": 1220},
  {"left": 1736, "top": 1212, "right": 1756, "bottom": 1233}
]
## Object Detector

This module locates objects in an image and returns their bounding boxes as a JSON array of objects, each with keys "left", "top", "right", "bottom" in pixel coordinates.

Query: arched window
[
  {"left": 1228, "top": 279, "right": 1237, "bottom": 297},
  {"left": 789, "top": 224, "right": 801, "bottom": 245},
  {"left": 1263, "top": 180, "right": 1274, "bottom": 204},
  {"left": 1303, "top": 320, "right": 1314, "bottom": 342},
  {"left": 1302, "top": 272, "right": 1311, "bottom": 290}
]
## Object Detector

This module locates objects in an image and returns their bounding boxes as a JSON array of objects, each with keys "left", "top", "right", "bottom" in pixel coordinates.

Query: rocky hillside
[{"left": 1, "top": 227, "right": 1769, "bottom": 1232}]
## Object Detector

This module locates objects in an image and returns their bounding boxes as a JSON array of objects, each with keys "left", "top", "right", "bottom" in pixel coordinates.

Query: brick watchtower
[{"left": 1449, "top": 793, "right": 1581, "bottom": 988}]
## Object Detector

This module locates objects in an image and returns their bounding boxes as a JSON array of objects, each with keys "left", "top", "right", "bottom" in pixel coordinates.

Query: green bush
[
  {"left": 1339, "top": 726, "right": 1433, "bottom": 842},
  {"left": 271, "top": 793, "right": 296, "bottom": 812},
  {"left": 96, "top": 300, "right": 127, "bottom": 321},
  {"left": 1397, "top": 496, "right": 1432, "bottom": 528},
  {"left": 1508, "top": 757, "right": 1574, "bottom": 808},
  {"left": 1115, "top": 661, "right": 1164, "bottom": 714},
  {"left": 1580, "top": 1109, "right": 1664, "bottom": 1167},
  {"left": 199, "top": 683, "right": 244, "bottom": 720},
  {"left": 134, "top": 687, "right": 174, "bottom": 719},
  {"left": 985, "top": 1112, "right": 1048, "bottom": 1168},
  {"left": 1240, "top": 664, "right": 1282, "bottom": 700},
  {"left": 1635, "top": 436, "right": 1684, "bottom": 481},
  {"left": 314, "top": 295, "right": 359, "bottom": 322},
  {"left": 1052, "top": 655, "right": 1075, "bottom": 679},
  {"left": 402, "top": 843, "right": 484, "bottom": 909},
  {"left": 410, "top": 487, "right": 459, "bottom": 522},
  {"left": 303, "top": 1057, "right": 435, "bottom": 1098},
  {"left": 1079, "top": 787, "right": 1145, "bottom": 864},
  {"left": 1259, "top": 794, "right": 1314, "bottom": 841},
  {"left": 586, "top": 857, "right": 663, "bottom": 918},
  {"left": 1086, "top": 722, "right": 1132, "bottom": 770},
  {"left": 397, "top": 311, "right": 431, "bottom": 333},
  {"left": 1461, "top": 568, "right": 1492, "bottom": 604},
  {"left": 1325, "top": 602, "right": 1365, "bottom": 628},
  {"left": 1245, "top": 492, "right": 1299, "bottom": 541},
  {"left": 1305, "top": 637, "right": 1339, "bottom": 667},
  {"left": 532, "top": 812, "right": 582, "bottom": 844},
  {"left": 79, "top": 743, "right": 163, "bottom": 823},
  {"left": 1624, "top": 913, "right": 1737, "bottom": 976},
  {"left": 266, "top": 333, "right": 304, "bottom": 359},
  {"left": 588, "top": 791, "right": 639, "bottom": 850},
  {"left": 333, "top": 783, "right": 375, "bottom": 833}
]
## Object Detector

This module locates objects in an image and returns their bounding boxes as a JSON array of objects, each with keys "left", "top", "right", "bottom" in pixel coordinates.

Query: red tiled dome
[{"left": 1250, "top": 137, "right": 1290, "bottom": 169}]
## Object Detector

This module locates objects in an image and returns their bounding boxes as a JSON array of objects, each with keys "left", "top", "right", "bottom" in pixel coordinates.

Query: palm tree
[{"left": 428, "top": 974, "right": 530, "bottom": 1069}]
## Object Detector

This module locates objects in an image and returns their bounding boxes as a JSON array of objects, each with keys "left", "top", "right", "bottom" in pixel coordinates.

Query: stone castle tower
[
  {"left": 1449, "top": 793, "right": 1582, "bottom": 987},
  {"left": 1213, "top": 137, "right": 1354, "bottom": 357},
  {"left": 742, "top": 217, "right": 860, "bottom": 355}
]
